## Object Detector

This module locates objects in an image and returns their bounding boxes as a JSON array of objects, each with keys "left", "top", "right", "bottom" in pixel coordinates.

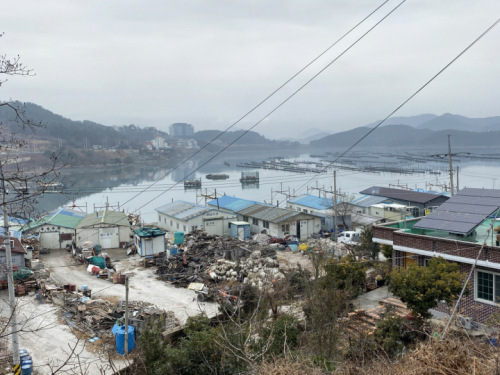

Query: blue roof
[
  {"left": 207, "top": 196, "right": 264, "bottom": 213},
  {"left": 350, "top": 195, "right": 390, "bottom": 207},
  {"left": 155, "top": 201, "right": 213, "bottom": 220},
  {"left": 287, "top": 194, "right": 333, "bottom": 210}
]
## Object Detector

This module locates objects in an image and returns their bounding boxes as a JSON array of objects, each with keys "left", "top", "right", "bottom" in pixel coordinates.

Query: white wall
[
  {"left": 136, "top": 235, "right": 165, "bottom": 256},
  {"left": 157, "top": 210, "right": 236, "bottom": 236},
  {"left": 26, "top": 225, "right": 76, "bottom": 249},
  {"left": 76, "top": 225, "right": 130, "bottom": 249},
  {"left": 0, "top": 252, "right": 24, "bottom": 279},
  {"left": 157, "top": 213, "right": 204, "bottom": 234}
]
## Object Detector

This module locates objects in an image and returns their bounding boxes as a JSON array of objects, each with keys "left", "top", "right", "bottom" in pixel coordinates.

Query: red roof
[{"left": 0, "top": 237, "right": 26, "bottom": 254}]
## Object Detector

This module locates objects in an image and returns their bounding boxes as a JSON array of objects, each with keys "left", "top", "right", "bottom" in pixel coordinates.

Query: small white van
[{"left": 337, "top": 231, "right": 360, "bottom": 245}]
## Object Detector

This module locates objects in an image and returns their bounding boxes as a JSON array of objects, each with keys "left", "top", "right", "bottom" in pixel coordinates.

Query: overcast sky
[{"left": 2, "top": 0, "right": 499, "bottom": 139}]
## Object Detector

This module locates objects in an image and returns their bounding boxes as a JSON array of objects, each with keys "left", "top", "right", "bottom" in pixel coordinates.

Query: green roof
[
  {"left": 24, "top": 208, "right": 86, "bottom": 231},
  {"left": 76, "top": 210, "right": 130, "bottom": 228},
  {"left": 134, "top": 227, "right": 165, "bottom": 237}
]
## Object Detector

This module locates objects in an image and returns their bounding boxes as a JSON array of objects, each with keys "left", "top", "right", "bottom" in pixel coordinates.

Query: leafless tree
[{"left": 321, "top": 194, "right": 356, "bottom": 231}]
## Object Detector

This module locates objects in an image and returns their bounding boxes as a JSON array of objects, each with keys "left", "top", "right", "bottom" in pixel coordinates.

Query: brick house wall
[
  {"left": 387, "top": 230, "right": 500, "bottom": 324},
  {"left": 373, "top": 226, "right": 398, "bottom": 242}
]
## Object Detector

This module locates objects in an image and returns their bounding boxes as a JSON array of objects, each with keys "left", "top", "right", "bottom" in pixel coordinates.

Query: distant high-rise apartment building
[{"left": 169, "top": 123, "right": 194, "bottom": 138}]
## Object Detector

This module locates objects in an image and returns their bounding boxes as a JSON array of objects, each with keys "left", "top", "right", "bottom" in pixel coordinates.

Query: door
[
  {"left": 41, "top": 232, "right": 60, "bottom": 249},
  {"left": 101, "top": 233, "right": 112, "bottom": 249},
  {"left": 296, "top": 221, "right": 301, "bottom": 239},
  {"left": 404, "top": 253, "right": 416, "bottom": 269},
  {"left": 145, "top": 239, "right": 153, "bottom": 256}
]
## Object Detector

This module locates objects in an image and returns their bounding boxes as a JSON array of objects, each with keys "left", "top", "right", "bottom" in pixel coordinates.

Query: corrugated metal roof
[
  {"left": 25, "top": 208, "right": 86, "bottom": 230},
  {"left": 76, "top": 210, "right": 130, "bottom": 228},
  {"left": 207, "top": 196, "right": 264, "bottom": 213},
  {"left": 359, "top": 186, "right": 447, "bottom": 204},
  {"left": 134, "top": 227, "right": 165, "bottom": 237},
  {"left": 413, "top": 188, "right": 500, "bottom": 234},
  {"left": 351, "top": 195, "right": 389, "bottom": 208},
  {"left": 236, "top": 204, "right": 302, "bottom": 223},
  {"left": 351, "top": 213, "right": 384, "bottom": 226},
  {"left": 287, "top": 194, "right": 335, "bottom": 210},
  {"left": 155, "top": 201, "right": 213, "bottom": 221}
]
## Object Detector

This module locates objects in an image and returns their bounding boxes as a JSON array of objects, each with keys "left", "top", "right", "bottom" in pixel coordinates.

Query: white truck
[{"left": 336, "top": 231, "right": 360, "bottom": 245}]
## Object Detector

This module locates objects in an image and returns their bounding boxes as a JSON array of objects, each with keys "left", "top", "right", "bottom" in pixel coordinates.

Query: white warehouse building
[{"left": 155, "top": 201, "right": 237, "bottom": 236}]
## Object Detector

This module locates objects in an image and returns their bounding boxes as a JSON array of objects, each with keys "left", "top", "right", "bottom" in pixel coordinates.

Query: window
[
  {"left": 356, "top": 210, "right": 362, "bottom": 213},
  {"left": 263, "top": 221, "right": 269, "bottom": 229},
  {"left": 281, "top": 223, "right": 289, "bottom": 232},
  {"left": 476, "top": 270, "right": 500, "bottom": 303},
  {"left": 183, "top": 225, "right": 186, "bottom": 231},
  {"left": 228, "top": 223, "right": 231, "bottom": 228},
  {"left": 176, "top": 223, "right": 179, "bottom": 229},
  {"left": 297, "top": 208, "right": 301, "bottom": 212},
  {"left": 345, "top": 233, "right": 350, "bottom": 238},
  {"left": 192, "top": 226, "right": 198, "bottom": 231},
  {"left": 303, "top": 209, "right": 308, "bottom": 213},
  {"left": 243, "top": 216, "right": 249, "bottom": 222},
  {"left": 252, "top": 218, "right": 258, "bottom": 225},
  {"left": 170, "top": 220, "right": 173, "bottom": 226},
  {"left": 321, "top": 218, "right": 326, "bottom": 225},
  {"left": 164, "top": 218, "right": 166, "bottom": 223},
  {"left": 159, "top": 215, "right": 161, "bottom": 221},
  {"left": 375, "top": 211, "right": 380, "bottom": 215}
]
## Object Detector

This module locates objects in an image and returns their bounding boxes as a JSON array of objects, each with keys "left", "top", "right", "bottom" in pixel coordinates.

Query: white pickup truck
[{"left": 336, "top": 231, "right": 360, "bottom": 245}]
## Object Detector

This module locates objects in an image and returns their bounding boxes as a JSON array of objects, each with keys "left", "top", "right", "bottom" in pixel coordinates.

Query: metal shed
[{"left": 230, "top": 221, "right": 251, "bottom": 240}]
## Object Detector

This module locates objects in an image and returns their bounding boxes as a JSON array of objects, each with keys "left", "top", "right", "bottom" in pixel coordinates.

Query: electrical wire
[{"left": 111, "top": 0, "right": 390, "bottom": 210}]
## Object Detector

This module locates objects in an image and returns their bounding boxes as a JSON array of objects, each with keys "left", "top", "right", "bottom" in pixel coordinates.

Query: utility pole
[
  {"left": 333, "top": 170, "right": 337, "bottom": 241},
  {"left": 125, "top": 276, "right": 129, "bottom": 355},
  {"left": 2, "top": 182, "right": 19, "bottom": 366},
  {"left": 430, "top": 136, "right": 470, "bottom": 196},
  {"left": 456, "top": 166, "right": 459, "bottom": 192},
  {"left": 448, "top": 135, "right": 454, "bottom": 197}
]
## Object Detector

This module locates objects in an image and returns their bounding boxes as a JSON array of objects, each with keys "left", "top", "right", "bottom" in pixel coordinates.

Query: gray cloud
[{"left": 2, "top": 0, "right": 499, "bottom": 139}]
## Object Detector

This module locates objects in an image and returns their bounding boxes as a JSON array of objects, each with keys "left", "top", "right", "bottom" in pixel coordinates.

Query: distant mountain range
[
  {"left": 364, "top": 113, "right": 500, "bottom": 132},
  {"left": 310, "top": 113, "right": 500, "bottom": 149},
  {"left": 310, "top": 124, "right": 500, "bottom": 149}
]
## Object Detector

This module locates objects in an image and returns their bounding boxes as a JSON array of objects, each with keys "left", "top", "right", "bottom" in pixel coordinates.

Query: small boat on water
[
  {"left": 184, "top": 179, "right": 201, "bottom": 188},
  {"left": 224, "top": 161, "right": 230, "bottom": 167},
  {"left": 206, "top": 174, "right": 229, "bottom": 180},
  {"left": 37, "top": 182, "right": 65, "bottom": 191}
]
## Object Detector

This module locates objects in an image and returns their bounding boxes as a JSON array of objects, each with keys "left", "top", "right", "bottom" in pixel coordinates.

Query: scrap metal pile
[{"left": 156, "top": 230, "right": 280, "bottom": 288}]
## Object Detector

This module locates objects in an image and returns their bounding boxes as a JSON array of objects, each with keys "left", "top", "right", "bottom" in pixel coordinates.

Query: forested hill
[
  {"left": 310, "top": 125, "right": 500, "bottom": 149},
  {"left": 0, "top": 102, "right": 167, "bottom": 148},
  {"left": 192, "top": 129, "right": 273, "bottom": 146}
]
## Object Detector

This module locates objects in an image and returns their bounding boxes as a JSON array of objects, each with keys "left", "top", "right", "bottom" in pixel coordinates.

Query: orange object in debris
[{"left": 183, "top": 253, "right": 187, "bottom": 265}]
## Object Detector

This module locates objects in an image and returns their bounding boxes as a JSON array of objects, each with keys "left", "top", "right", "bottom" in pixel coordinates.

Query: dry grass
[
  {"left": 338, "top": 335, "right": 500, "bottom": 375},
  {"left": 253, "top": 358, "right": 325, "bottom": 375}
]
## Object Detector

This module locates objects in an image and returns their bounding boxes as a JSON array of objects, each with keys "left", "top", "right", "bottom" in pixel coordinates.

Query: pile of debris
[
  {"left": 156, "top": 230, "right": 278, "bottom": 287},
  {"left": 208, "top": 250, "right": 284, "bottom": 289},
  {"left": 306, "top": 238, "right": 337, "bottom": 253},
  {"left": 49, "top": 289, "right": 180, "bottom": 338},
  {"left": 127, "top": 213, "right": 141, "bottom": 226}
]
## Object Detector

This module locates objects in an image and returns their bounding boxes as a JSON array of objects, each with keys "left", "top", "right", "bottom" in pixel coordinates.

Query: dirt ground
[
  {"left": 0, "top": 248, "right": 219, "bottom": 374},
  {"left": 277, "top": 250, "right": 313, "bottom": 272},
  {"left": 41, "top": 249, "right": 218, "bottom": 324},
  {"left": 0, "top": 293, "right": 128, "bottom": 375}
]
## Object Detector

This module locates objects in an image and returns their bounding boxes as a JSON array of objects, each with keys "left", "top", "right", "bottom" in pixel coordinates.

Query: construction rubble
[
  {"left": 39, "top": 281, "right": 180, "bottom": 342},
  {"left": 156, "top": 230, "right": 282, "bottom": 288}
]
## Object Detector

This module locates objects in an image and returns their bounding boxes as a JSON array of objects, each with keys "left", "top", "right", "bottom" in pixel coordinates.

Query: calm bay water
[{"left": 36, "top": 150, "right": 500, "bottom": 223}]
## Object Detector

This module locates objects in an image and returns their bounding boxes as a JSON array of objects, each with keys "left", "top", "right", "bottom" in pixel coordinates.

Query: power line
[
  {"left": 112, "top": 0, "right": 390, "bottom": 210},
  {"left": 290, "top": 16, "right": 500, "bottom": 199},
  {"left": 112, "top": 0, "right": 407, "bottom": 218}
]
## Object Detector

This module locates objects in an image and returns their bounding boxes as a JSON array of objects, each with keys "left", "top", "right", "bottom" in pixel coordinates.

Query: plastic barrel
[
  {"left": 174, "top": 231, "right": 184, "bottom": 245},
  {"left": 115, "top": 325, "right": 135, "bottom": 355},
  {"left": 21, "top": 364, "right": 32, "bottom": 375},
  {"left": 21, "top": 360, "right": 33, "bottom": 367}
]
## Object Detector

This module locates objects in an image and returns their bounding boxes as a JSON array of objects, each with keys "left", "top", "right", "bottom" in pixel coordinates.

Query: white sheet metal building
[
  {"left": 134, "top": 227, "right": 166, "bottom": 256},
  {"left": 155, "top": 201, "right": 237, "bottom": 236},
  {"left": 23, "top": 208, "right": 85, "bottom": 249},
  {"left": 0, "top": 237, "right": 26, "bottom": 279},
  {"left": 76, "top": 210, "right": 131, "bottom": 249}
]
